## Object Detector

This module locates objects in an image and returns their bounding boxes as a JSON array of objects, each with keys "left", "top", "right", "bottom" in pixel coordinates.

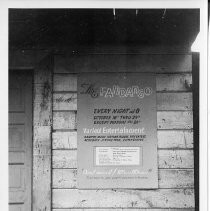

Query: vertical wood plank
[
  {"left": 52, "top": 189, "right": 195, "bottom": 208},
  {"left": 192, "top": 53, "right": 199, "bottom": 211},
  {"left": 33, "top": 55, "right": 52, "bottom": 211}
]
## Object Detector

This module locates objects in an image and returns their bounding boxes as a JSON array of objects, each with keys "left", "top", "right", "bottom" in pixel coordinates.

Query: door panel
[
  {"left": 9, "top": 204, "right": 23, "bottom": 211},
  {"left": 9, "top": 73, "right": 25, "bottom": 112},
  {"left": 9, "top": 165, "right": 25, "bottom": 190},
  {"left": 9, "top": 113, "right": 25, "bottom": 124},
  {"left": 9, "top": 125, "right": 25, "bottom": 151},
  {"left": 9, "top": 72, "right": 32, "bottom": 211},
  {"left": 9, "top": 152, "right": 25, "bottom": 164}
]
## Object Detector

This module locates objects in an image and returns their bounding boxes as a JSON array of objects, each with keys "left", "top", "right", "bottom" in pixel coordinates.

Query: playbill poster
[{"left": 77, "top": 73, "right": 158, "bottom": 189}]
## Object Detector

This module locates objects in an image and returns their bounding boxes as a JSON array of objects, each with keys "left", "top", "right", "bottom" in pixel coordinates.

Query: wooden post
[
  {"left": 33, "top": 55, "right": 53, "bottom": 211},
  {"left": 192, "top": 52, "right": 199, "bottom": 211}
]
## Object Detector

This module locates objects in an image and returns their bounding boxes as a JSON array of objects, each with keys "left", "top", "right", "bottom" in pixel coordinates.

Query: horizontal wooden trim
[
  {"left": 158, "top": 150, "right": 194, "bottom": 168},
  {"left": 52, "top": 130, "right": 193, "bottom": 150},
  {"left": 53, "top": 111, "right": 193, "bottom": 130},
  {"left": 53, "top": 209, "right": 195, "bottom": 211},
  {"left": 54, "top": 45, "right": 192, "bottom": 54},
  {"left": 52, "top": 149, "right": 194, "bottom": 169},
  {"left": 53, "top": 169, "right": 194, "bottom": 189},
  {"left": 52, "top": 188, "right": 194, "bottom": 208},
  {"left": 53, "top": 74, "right": 192, "bottom": 92},
  {"left": 54, "top": 54, "right": 192, "bottom": 74},
  {"left": 53, "top": 93, "right": 192, "bottom": 111},
  {"left": 33, "top": 86, "right": 52, "bottom": 127}
]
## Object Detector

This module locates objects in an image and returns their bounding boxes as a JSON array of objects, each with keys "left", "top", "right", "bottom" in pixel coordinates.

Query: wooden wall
[{"left": 52, "top": 53, "right": 194, "bottom": 211}]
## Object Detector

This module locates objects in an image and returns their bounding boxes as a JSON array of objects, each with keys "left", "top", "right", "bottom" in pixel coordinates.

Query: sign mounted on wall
[{"left": 77, "top": 73, "right": 158, "bottom": 189}]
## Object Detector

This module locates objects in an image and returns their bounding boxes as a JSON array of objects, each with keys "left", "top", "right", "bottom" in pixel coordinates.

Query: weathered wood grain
[
  {"left": 53, "top": 112, "right": 77, "bottom": 130},
  {"left": 53, "top": 131, "right": 77, "bottom": 149},
  {"left": 53, "top": 209, "right": 195, "bottom": 211},
  {"left": 158, "top": 150, "right": 194, "bottom": 168},
  {"left": 34, "top": 86, "right": 52, "bottom": 126},
  {"left": 53, "top": 169, "right": 194, "bottom": 189},
  {"left": 54, "top": 54, "right": 192, "bottom": 73},
  {"left": 53, "top": 150, "right": 77, "bottom": 168},
  {"left": 53, "top": 93, "right": 192, "bottom": 111},
  {"left": 52, "top": 130, "right": 193, "bottom": 150},
  {"left": 9, "top": 113, "right": 25, "bottom": 124},
  {"left": 158, "top": 130, "right": 193, "bottom": 149},
  {"left": 52, "top": 150, "right": 193, "bottom": 169},
  {"left": 53, "top": 188, "right": 194, "bottom": 208},
  {"left": 156, "top": 93, "right": 192, "bottom": 110},
  {"left": 53, "top": 93, "right": 77, "bottom": 110},
  {"left": 53, "top": 74, "right": 192, "bottom": 92},
  {"left": 53, "top": 169, "right": 77, "bottom": 188},
  {"left": 158, "top": 169, "right": 194, "bottom": 188},
  {"left": 33, "top": 55, "right": 52, "bottom": 211},
  {"left": 53, "top": 45, "right": 192, "bottom": 55},
  {"left": 53, "top": 111, "right": 193, "bottom": 130},
  {"left": 157, "top": 111, "right": 193, "bottom": 129}
]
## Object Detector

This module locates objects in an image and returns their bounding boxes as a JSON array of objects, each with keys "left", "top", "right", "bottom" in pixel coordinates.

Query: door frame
[
  {"left": 9, "top": 50, "right": 53, "bottom": 211},
  {"left": 9, "top": 70, "right": 33, "bottom": 211}
]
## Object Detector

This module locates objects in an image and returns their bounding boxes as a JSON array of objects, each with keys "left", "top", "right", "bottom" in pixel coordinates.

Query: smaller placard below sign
[{"left": 95, "top": 147, "right": 141, "bottom": 166}]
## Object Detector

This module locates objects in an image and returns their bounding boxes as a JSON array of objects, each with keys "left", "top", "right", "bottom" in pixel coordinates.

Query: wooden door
[{"left": 9, "top": 71, "right": 32, "bottom": 211}]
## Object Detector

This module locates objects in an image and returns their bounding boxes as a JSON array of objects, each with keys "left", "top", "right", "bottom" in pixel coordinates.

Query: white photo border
[{"left": 0, "top": 1, "right": 208, "bottom": 210}]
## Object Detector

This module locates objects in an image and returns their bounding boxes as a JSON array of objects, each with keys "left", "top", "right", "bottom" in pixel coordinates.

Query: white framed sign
[{"left": 77, "top": 73, "right": 158, "bottom": 189}]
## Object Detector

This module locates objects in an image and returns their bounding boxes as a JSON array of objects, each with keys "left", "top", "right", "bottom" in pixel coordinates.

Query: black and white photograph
[{"left": 1, "top": 1, "right": 208, "bottom": 211}]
